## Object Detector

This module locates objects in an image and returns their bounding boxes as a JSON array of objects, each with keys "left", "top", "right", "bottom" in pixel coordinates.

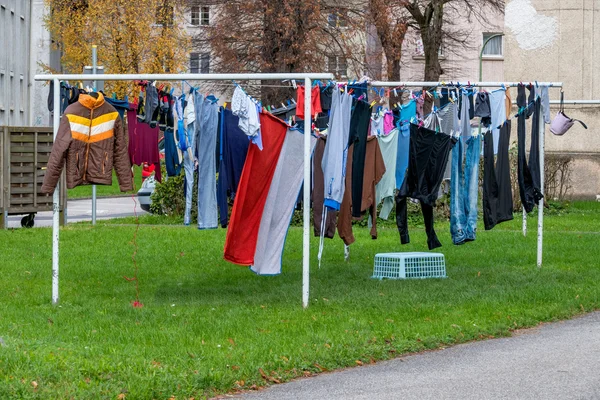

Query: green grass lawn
[
  {"left": 67, "top": 165, "right": 144, "bottom": 199},
  {"left": 1, "top": 203, "right": 600, "bottom": 399}
]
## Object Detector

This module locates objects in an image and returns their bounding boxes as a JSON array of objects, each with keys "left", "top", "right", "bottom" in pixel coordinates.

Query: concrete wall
[
  {"left": 504, "top": 0, "right": 600, "bottom": 199},
  {"left": 0, "top": 0, "right": 31, "bottom": 127},
  {"left": 0, "top": 0, "right": 52, "bottom": 128},
  {"left": 29, "top": 0, "right": 53, "bottom": 127}
]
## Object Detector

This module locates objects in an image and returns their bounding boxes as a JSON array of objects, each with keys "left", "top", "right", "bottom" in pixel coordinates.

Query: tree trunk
[{"left": 420, "top": 1, "right": 444, "bottom": 113}]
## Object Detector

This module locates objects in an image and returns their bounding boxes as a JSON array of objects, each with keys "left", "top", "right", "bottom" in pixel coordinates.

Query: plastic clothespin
[
  {"left": 291, "top": 80, "right": 297, "bottom": 89},
  {"left": 393, "top": 88, "right": 398, "bottom": 97},
  {"left": 223, "top": 102, "right": 227, "bottom": 109}
]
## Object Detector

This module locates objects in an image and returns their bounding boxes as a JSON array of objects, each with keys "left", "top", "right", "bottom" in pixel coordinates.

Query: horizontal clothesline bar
[
  {"left": 548, "top": 100, "right": 600, "bottom": 105},
  {"left": 511, "top": 100, "right": 600, "bottom": 105},
  {"left": 369, "top": 81, "right": 563, "bottom": 88},
  {"left": 34, "top": 73, "right": 335, "bottom": 82}
]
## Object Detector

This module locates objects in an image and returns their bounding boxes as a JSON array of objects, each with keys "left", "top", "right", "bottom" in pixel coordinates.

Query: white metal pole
[
  {"left": 537, "top": 104, "right": 545, "bottom": 268},
  {"left": 91, "top": 45, "right": 97, "bottom": 225},
  {"left": 369, "top": 81, "right": 563, "bottom": 88},
  {"left": 522, "top": 207, "right": 527, "bottom": 237},
  {"left": 35, "top": 73, "right": 335, "bottom": 81},
  {"left": 302, "top": 78, "right": 311, "bottom": 309},
  {"left": 52, "top": 78, "right": 60, "bottom": 305}
]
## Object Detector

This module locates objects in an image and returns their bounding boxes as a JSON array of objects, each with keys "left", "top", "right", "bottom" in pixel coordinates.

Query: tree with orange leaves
[{"left": 43, "top": 0, "right": 190, "bottom": 96}]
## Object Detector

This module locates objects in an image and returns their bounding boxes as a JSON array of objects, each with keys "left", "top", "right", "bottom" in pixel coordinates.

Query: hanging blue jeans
[
  {"left": 183, "top": 121, "right": 196, "bottom": 225},
  {"left": 164, "top": 127, "right": 181, "bottom": 177},
  {"left": 196, "top": 98, "right": 219, "bottom": 229},
  {"left": 450, "top": 134, "right": 481, "bottom": 245}
]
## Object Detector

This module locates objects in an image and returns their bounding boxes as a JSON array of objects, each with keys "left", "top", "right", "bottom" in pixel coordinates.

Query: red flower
[{"left": 132, "top": 300, "right": 144, "bottom": 308}]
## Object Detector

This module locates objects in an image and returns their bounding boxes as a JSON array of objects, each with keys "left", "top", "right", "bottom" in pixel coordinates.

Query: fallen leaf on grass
[
  {"left": 47, "top": 319, "right": 53, "bottom": 325},
  {"left": 235, "top": 380, "right": 245, "bottom": 387},
  {"left": 314, "top": 363, "right": 327, "bottom": 372},
  {"left": 228, "top": 338, "right": 236, "bottom": 346},
  {"left": 259, "top": 368, "right": 280, "bottom": 384},
  {"left": 151, "top": 360, "right": 161, "bottom": 368},
  {"left": 117, "top": 394, "right": 126, "bottom": 400},
  {"left": 324, "top": 343, "right": 330, "bottom": 348},
  {"left": 231, "top": 365, "right": 240, "bottom": 371},
  {"left": 281, "top": 356, "right": 289, "bottom": 362},
  {"left": 31, "top": 381, "right": 38, "bottom": 389},
  {"left": 355, "top": 360, "right": 363, "bottom": 366},
  {"left": 477, "top": 271, "right": 481, "bottom": 277}
]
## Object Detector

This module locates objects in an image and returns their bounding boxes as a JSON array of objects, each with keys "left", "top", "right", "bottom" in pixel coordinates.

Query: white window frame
[
  {"left": 327, "top": 11, "right": 347, "bottom": 29},
  {"left": 191, "top": 6, "right": 199, "bottom": 26},
  {"left": 327, "top": 56, "right": 347, "bottom": 78},
  {"left": 200, "top": 52, "right": 210, "bottom": 74},
  {"left": 200, "top": 6, "right": 209, "bottom": 26},
  {"left": 482, "top": 32, "right": 503, "bottom": 58},
  {"left": 190, "top": 53, "right": 200, "bottom": 73}
]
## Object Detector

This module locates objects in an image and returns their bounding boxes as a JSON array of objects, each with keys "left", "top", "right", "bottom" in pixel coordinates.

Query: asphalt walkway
[
  {"left": 237, "top": 312, "right": 600, "bottom": 400},
  {"left": 6, "top": 196, "right": 145, "bottom": 228}
]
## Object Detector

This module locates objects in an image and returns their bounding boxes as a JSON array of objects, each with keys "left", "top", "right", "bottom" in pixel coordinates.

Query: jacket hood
[{"left": 79, "top": 92, "right": 105, "bottom": 110}]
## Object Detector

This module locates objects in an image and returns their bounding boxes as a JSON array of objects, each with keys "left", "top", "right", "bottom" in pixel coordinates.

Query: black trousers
[
  {"left": 517, "top": 85, "right": 544, "bottom": 213},
  {"left": 348, "top": 100, "right": 371, "bottom": 217},
  {"left": 396, "top": 124, "right": 456, "bottom": 250},
  {"left": 529, "top": 98, "right": 543, "bottom": 198},
  {"left": 483, "top": 121, "right": 514, "bottom": 230}
]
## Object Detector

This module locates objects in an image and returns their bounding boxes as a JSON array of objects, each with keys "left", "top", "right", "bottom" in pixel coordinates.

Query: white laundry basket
[{"left": 373, "top": 252, "right": 446, "bottom": 279}]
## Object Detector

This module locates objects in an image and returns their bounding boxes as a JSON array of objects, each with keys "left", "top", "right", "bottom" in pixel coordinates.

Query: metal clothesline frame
[
  {"left": 34, "top": 72, "right": 334, "bottom": 308},
  {"left": 370, "top": 80, "right": 564, "bottom": 270},
  {"left": 33, "top": 74, "right": 562, "bottom": 309}
]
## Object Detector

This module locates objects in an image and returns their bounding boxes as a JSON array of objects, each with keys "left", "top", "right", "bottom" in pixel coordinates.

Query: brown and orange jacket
[{"left": 41, "top": 92, "right": 133, "bottom": 194}]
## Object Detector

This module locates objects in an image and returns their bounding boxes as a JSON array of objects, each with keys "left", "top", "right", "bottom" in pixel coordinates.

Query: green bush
[{"left": 150, "top": 166, "right": 197, "bottom": 219}]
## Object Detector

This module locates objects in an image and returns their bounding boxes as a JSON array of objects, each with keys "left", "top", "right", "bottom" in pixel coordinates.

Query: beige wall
[
  {"left": 398, "top": 7, "right": 505, "bottom": 82},
  {"left": 504, "top": 0, "right": 600, "bottom": 199}
]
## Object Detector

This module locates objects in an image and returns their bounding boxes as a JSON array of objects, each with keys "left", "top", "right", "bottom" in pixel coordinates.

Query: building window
[
  {"left": 482, "top": 33, "right": 503, "bottom": 56},
  {"left": 414, "top": 38, "right": 444, "bottom": 57},
  {"left": 191, "top": 6, "right": 199, "bottom": 25},
  {"left": 327, "top": 11, "right": 347, "bottom": 28},
  {"left": 200, "top": 6, "right": 209, "bottom": 26},
  {"left": 327, "top": 56, "right": 347, "bottom": 78},
  {"left": 190, "top": 53, "right": 199, "bottom": 73},
  {"left": 200, "top": 53, "right": 210, "bottom": 73}
]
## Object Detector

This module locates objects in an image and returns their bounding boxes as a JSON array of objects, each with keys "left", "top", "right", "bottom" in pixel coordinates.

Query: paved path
[
  {"left": 6, "top": 196, "right": 146, "bottom": 228},
  {"left": 237, "top": 312, "right": 600, "bottom": 400}
]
